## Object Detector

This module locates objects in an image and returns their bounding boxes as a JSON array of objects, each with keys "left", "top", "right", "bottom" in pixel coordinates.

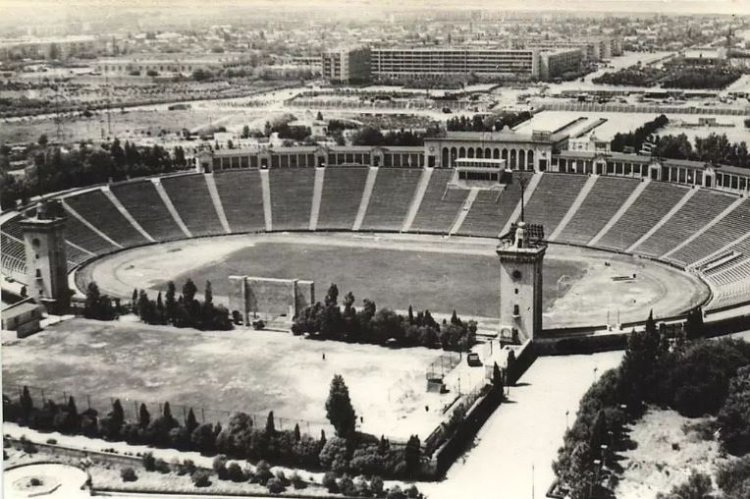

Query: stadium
[{"left": 2, "top": 131, "right": 750, "bottom": 483}]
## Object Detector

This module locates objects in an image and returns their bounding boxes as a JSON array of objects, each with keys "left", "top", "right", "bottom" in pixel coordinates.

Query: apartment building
[{"left": 321, "top": 46, "right": 371, "bottom": 83}]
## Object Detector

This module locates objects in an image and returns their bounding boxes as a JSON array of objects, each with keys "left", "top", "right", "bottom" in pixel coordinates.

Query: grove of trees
[
  {"left": 610, "top": 114, "right": 669, "bottom": 153},
  {"left": 652, "top": 132, "right": 749, "bottom": 169},
  {"left": 553, "top": 310, "right": 750, "bottom": 498},
  {"left": 292, "top": 284, "right": 477, "bottom": 351},
  {"left": 446, "top": 111, "right": 532, "bottom": 132},
  {"left": 134, "top": 279, "right": 233, "bottom": 331}
]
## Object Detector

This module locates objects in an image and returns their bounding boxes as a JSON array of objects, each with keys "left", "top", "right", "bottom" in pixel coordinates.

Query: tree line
[
  {"left": 651, "top": 132, "right": 749, "bottom": 170},
  {"left": 553, "top": 309, "right": 750, "bottom": 498},
  {"left": 445, "top": 111, "right": 532, "bottom": 133},
  {"left": 0, "top": 137, "right": 186, "bottom": 210},
  {"left": 3, "top": 374, "right": 423, "bottom": 483},
  {"left": 292, "top": 284, "right": 477, "bottom": 351},
  {"left": 350, "top": 126, "right": 437, "bottom": 147},
  {"left": 610, "top": 114, "right": 669, "bottom": 153}
]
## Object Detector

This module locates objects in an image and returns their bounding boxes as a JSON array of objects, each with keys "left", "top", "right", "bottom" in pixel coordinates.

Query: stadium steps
[
  {"left": 521, "top": 173, "right": 588, "bottom": 236},
  {"left": 213, "top": 170, "right": 266, "bottom": 234},
  {"left": 64, "top": 189, "right": 150, "bottom": 248},
  {"left": 450, "top": 188, "right": 479, "bottom": 235},
  {"left": 61, "top": 199, "right": 123, "bottom": 250},
  {"left": 268, "top": 169, "right": 316, "bottom": 231},
  {"left": 360, "top": 168, "right": 422, "bottom": 232},
  {"left": 499, "top": 172, "right": 543, "bottom": 236},
  {"left": 110, "top": 180, "right": 185, "bottom": 242},
  {"left": 66, "top": 240, "right": 96, "bottom": 257},
  {"left": 353, "top": 167, "right": 379, "bottom": 231},
  {"left": 549, "top": 175, "right": 598, "bottom": 242},
  {"left": 153, "top": 179, "right": 192, "bottom": 238},
  {"left": 310, "top": 167, "right": 326, "bottom": 231},
  {"left": 318, "top": 167, "right": 370, "bottom": 230},
  {"left": 662, "top": 196, "right": 746, "bottom": 264},
  {"left": 588, "top": 179, "right": 650, "bottom": 247},
  {"left": 102, "top": 187, "right": 155, "bottom": 243},
  {"left": 161, "top": 175, "right": 225, "bottom": 237},
  {"left": 260, "top": 170, "right": 272, "bottom": 231},
  {"left": 204, "top": 174, "right": 232, "bottom": 234},
  {"left": 411, "top": 169, "right": 469, "bottom": 234},
  {"left": 689, "top": 227, "right": 750, "bottom": 271},
  {"left": 402, "top": 168, "right": 434, "bottom": 232},
  {"left": 626, "top": 187, "right": 697, "bottom": 253}
]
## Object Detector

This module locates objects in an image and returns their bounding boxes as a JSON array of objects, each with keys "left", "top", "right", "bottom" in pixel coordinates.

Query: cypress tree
[
  {"left": 293, "top": 423, "right": 301, "bottom": 442},
  {"left": 139, "top": 403, "right": 151, "bottom": 428},
  {"left": 265, "top": 410, "right": 276, "bottom": 434},
  {"left": 186, "top": 408, "right": 198, "bottom": 434},
  {"left": 20, "top": 386, "right": 33, "bottom": 419}
]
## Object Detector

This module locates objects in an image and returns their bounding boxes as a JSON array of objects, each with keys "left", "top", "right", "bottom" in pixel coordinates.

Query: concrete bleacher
[
  {"left": 160, "top": 175, "right": 224, "bottom": 237},
  {"left": 61, "top": 210, "right": 119, "bottom": 255},
  {"left": 64, "top": 190, "right": 149, "bottom": 248},
  {"left": 111, "top": 180, "right": 185, "bottom": 242},
  {"left": 522, "top": 173, "right": 588, "bottom": 234},
  {"left": 556, "top": 176, "right": 640, "bottom": 246},
  {"left": 317, "top": 167, "right": 369, "bottom": 230},
  {"left": 63, "top": 242, "right": 91, "bottom": 267},
  {"left": 669, "top": 199, "right": 750, "bottom": 266},
  {"left": 410, "top": 169, "right": 468, "bottom": 234},
  {"left": 1, "top": 232, "right": 26, "bottom": 270},
  {"left": 268, "top": 168, "right": 315, "bottom": 231},
  {"left": 213, "top": 170, "right": 266, "bottom": 233},
  {"left": 455, "top": 189, "right": 507, "bottom": 237},
  {"left": 597, "top": 182, "right": 688, "bottom": 252},
  {"left": 360, "top": 168, "right": 421, "bottom": 232},
  {"left": 635, "top": 190, "right": 737, "bottom": 258}
]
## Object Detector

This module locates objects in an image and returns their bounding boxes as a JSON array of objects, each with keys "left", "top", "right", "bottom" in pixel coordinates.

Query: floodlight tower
[{"left": 496, "top": 177, "right": 546, "bottom": 343}]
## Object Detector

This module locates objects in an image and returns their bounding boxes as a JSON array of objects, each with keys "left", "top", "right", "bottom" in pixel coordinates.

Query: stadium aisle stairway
[{"left": 522, "top": 173, "right": 588, "bottom": 235}]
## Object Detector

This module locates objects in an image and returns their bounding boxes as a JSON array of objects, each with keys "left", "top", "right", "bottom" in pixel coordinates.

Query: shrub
[
  {"left": 212, "top": 455, "right": 228, "bottom": 479},
  {"left": 227, "top": 462, "right": 245, "bottom": 482},
  {"left": 339, "top": 475, "right": 357, "bottom": 496},
  {"left": 322, "top": 471, "right": 339, "bottom": 492},
  {"left": 191, "top": 470, "right": 210, "bottom": 488},
  {"left": 120, "top": 467, "right": 138, "bottom": 482},
  {"left": 406, "top": 484, "right": 421, "bottom": 498},
  {"left": 254, "top": 460, "right": 273, "bottom": 485},
  {"left": 46, "top": 438, "right": 57, "bottom": 445},
  {"left": 275, "top": 470, "right": 289, "bottom": 485},
  {"left": 371, "top": 476, "right": 385, "bottom": 497},
  {"left": 290, "top": 471, "right": 306, "bottom": 490},
  {"left": 266, "top": 477, "right": 286, "bottom": 494},
  {"left": 154, "top": 458, "right": 170, "bottom": 474},
  {"left": 21, "top": 440, "right": 37, "bottom": 454},
  {"left": 29, "top": 477, "right": 42, "bottom": 486},
  {"left": 387, "top": 485, "right": 407, "bottom": 499},
  {"left": 142, "top": 452, "right": 155, "bottom": 471}
]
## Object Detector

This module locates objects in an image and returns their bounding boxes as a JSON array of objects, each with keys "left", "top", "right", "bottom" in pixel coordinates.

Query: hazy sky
[{"left": 1, "top": 0, "right": 748, "bottom": 26}]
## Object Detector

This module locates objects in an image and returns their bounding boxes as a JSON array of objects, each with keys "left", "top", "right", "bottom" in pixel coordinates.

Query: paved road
[{"left": 421, "top": 351, "right": 623, "bottom": 499}]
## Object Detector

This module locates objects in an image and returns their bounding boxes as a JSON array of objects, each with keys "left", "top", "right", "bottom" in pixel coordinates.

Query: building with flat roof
[
  {"left": 95, "top": 56, "right": 235, "bottom": 76},
  {"left": 322, "top": 46, "right": 371, "bottom": 83}
]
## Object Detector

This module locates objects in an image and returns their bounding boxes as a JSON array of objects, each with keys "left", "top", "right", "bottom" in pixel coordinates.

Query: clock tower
[{"left": 497, "top": 221, "right": 546, "bottom": 343}]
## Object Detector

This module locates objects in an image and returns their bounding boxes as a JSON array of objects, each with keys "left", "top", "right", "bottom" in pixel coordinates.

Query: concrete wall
[{"left": 229, "top": 275, "right": 315, "bottom": 323}]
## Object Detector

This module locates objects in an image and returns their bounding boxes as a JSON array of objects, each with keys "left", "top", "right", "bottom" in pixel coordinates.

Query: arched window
[
  {"left": 459, "top": 147, "right": 466, "bottom": 158},
  {"left": 513, "top": 304, "right": 520, "bottom": 315},
  {"left": 502, "top": 148, "right": 508, "bottom": 162},
  {"left": 476, "top": 148, "right": 483, "bottom": 159},
  {"left": 485, "top": 148, "right": 491, "bottom": 158},
  {"left": 510, "top": 150, "right": 517, "bottom": 169},
  {"left": 519, "top": 150, "right": 526, "bottom": 170},
  {"left": 442, "top": 147, "right": 449, "bottom": 168},
  {"left": 527, "top": 150, "right": 534, "bottom": 169},
  {"left": 467, "top": 148, "right": 475, "bottom": 159},
  {"left": 493, "top": 148, "right": 500, "bottom": 159}
]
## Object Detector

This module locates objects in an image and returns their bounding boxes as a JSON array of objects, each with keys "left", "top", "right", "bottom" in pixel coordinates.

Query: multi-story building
[
  {"left": 370, "top": 47, "right": 540, "bottom": 80},
  {"left": 538, "top": 48, "right": 584, "bottom": 81},
  {"left": 95, "top": 56, "right": 235, "bottom": 76},
  {"left": 321, "top": 47, "right": 371, "bottom": 83},
  {"left": 0, "top": 35, "right": 101, "bottom": 61}
]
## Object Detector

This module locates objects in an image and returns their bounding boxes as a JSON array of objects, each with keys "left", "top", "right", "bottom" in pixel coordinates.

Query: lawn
[
  {"left": 2, "top": 318, "right": 449, "bottom": 440},
  {"left": 161, "top": 241, "right": 587, "bottom": 319}
]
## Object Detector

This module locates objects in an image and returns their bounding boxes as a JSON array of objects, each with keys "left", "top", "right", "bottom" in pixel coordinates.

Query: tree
[
  {"left": 139, "top": 403, "right": 150, "bottom": 428},
  {"left": 191, "top": 423, "right": 217, "bottom": 455},
  {"left": 326, "top": 375, "right": 357, "bottom": 437},
  {"left": 165, "top": 281, "right": 176, "bottom": 322},
  {"left": 657, "top": 470, "right": 713, "bottom": 499},
  {"left": 20, "top": 386, "right": 33, "bottom": 421},
  {"left": 718, "top": 366, "right": 750, "bottom": 455},
  {"left": 241, "top": 125, "right": 251, "bottom": 138},
  {"left": 685, "top": 307, "right": 705, "bottom": 341},
  {"left": 404, "top": 435, "right": 421, "bottom": 477},
  {"left": 186, "top": 408, "right": 199, "bottom": 435},
  {"left": 182, "top": 279, "right": 198, "bottom": 304},
  {"left": 265, "top": 410, "right": 276, "bottom": 434},
  {"left": 293, "top": 423, "right": 301, "bottom": 442}
]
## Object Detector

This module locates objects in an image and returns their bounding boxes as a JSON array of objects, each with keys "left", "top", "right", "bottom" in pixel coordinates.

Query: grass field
[
  {"left": 2, "top": 318, "right": 461, "bottom": 440},
  {"left": 160, "top": 240, "right": 585, "bottom": 318}
]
